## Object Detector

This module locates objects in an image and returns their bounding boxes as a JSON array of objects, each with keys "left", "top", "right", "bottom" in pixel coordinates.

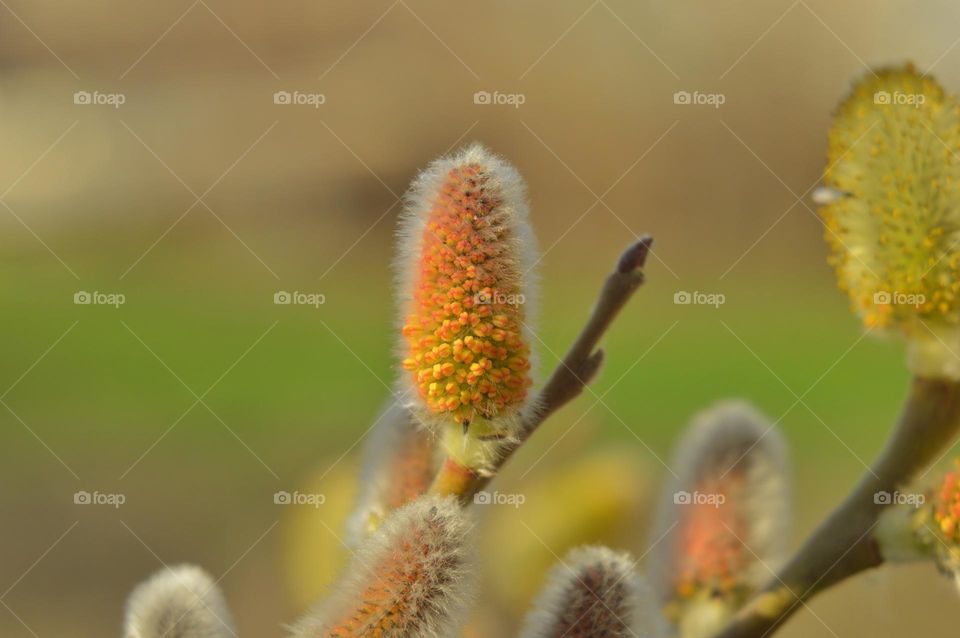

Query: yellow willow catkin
[
  {"left": 124, "top": 565, "right": 235, "bottom": 638},
  {"left": 820, "top": 64, "right": 960, "bottom": 378},
  {"left": 291, "top": 495, "right": 474, "bottom": 638},
  {"left": 519, "top": 546, "right": 664, "bottom": 638},
  {"left": 649, "top": 401, "right": 790, "bottom": 638},
  {"left": 397, "top": 144, "right": 537, "bottom": 439}
]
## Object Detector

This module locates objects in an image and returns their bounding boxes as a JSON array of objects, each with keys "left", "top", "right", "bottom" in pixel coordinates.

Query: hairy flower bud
[
  {"left": 124, "top": 565, "right": 234, "bottom": 638},
  {"left": 347, "top": 402, "right": 439, "bottom": 541},
  {"left": 519, "top": 546, "right": 664, "bottom": 638},
  {"left": 650, "top": 401, "right": 790, "bottom": 636},
  {"left": 819, "top": 64, "right": 960, "bottom": 378},
  {"left": 397, "top": 143, "right": 537, "bottom": 436},
  {"left": 292, "top": 495, "right": 474, "bottom": 638}
]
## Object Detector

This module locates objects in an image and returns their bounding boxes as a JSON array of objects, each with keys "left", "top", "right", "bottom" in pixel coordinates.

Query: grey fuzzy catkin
[
  {"left": 124, "top": 565, "right": 235, "bottom": 638},
  {"left": 291, "top": 495, "right": 474, "bottom": 638},
  {"left": 519, "top": 545, "right": 665, "bottom": 638}
]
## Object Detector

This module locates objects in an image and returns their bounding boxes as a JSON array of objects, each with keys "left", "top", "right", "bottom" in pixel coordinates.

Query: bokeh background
[{"left": 3, "top": 0, "right": 960, "bottom": 635}]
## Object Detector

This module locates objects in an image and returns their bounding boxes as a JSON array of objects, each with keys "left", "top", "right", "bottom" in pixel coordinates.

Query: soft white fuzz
[
  {"left": 124, "top": 565, "right": 235, "bottom": 638},
  {"left": 346, "top": 401, "right": 440, "bottom": 543},
  {"left": 520, "top": 545, "right": 665, "bottom": 638},
  {"left": 292, "top": 495, "right": 474, "bottom": 638}
]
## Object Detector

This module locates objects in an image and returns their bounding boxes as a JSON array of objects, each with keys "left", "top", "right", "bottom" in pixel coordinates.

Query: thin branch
[
  {"left": 430, "top": 236, "right": 653, "bottom": 502},
  {"left": 714, "top": 376, "right": 960, "bottom": 638}
]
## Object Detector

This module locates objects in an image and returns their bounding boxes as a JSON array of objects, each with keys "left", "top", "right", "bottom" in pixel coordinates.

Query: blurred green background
[{"left": 3, "top": 0, "right": 960, "bottom": 636}]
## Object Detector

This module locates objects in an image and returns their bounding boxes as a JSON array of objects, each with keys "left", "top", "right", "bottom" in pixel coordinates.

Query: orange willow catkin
[
  {"left": 124, "top": 565, "right": 235, "bottom": 638},
  {"left": 397, "top": 144, "right": 537, "bottom": 451},
  {"left": 891, "top": 459, "right": 960, "bottom": 593},
  {"left": 928, "top": 460, "right": 960, "bottom": 592},
  {"left": 292, "top": 495, "right": 474, "bottom": 638},
  {"left": 650, "top": 401, "right": 790, "bottom": 638},
  {"left": 347, "top": 402, "right": 439, "bottom": 541},
  {"left": 519, "top": 546, "right": 664, "bottom": 638}
]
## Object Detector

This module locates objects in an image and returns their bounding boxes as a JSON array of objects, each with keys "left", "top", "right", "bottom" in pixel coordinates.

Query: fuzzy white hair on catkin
[
  {"left": 124, "top": 564, "right": 235, "bottom": 638},
  {"left": 649, "top": 400, "right": 791, "bottom": 602},
  {"left": 519, "top": 545, "right": 666, "bottom": 638},
  {"left": 345, "top": 400, "right": 440, "bottom": 545},
  {"left": 290, "top": 495, "right": 475, "bottom": 638},
  {"left": 393, "top": 142, "right": 541, "bottom": 434}
]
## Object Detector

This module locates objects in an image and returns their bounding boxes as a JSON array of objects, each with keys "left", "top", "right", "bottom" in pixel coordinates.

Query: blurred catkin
[
  {"left": 124, "top": 565, "right": 234, "bottom": 638},
  {"left": 650, "top": 401, "right": 790, "bottom": 637},
  {"left": 820, "top": 64, "right": 960, "bottom": 378},
  {"left": 396, "top": 143, "right": 538, "bottom": 470},
  {"left": 899, "top": 459, "right": 960, "bottom": 594},
  {"left": 347, "top": 402, "right": 439, "bottom": 540},
  {"left": 291, "top": 495, "right": 474, "bottom": 638},
  {"left": 519, "top": 545, "right": 663, "bottom": 638}
]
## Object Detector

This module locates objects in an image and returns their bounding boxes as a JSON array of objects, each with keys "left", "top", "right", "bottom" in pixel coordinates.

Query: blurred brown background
[{"left": 2, "top": 0, "right": 960, "bottom": 636}]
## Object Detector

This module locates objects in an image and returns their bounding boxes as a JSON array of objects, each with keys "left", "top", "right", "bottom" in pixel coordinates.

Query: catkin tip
[
  {"left": 520, "top": 545, "right": 665, "bottom": 638},
  {"left": 124, "top": 564, "right": 234, "bottom": 638},
  {"left": 292, "top": 495, "right": 475, "bottom": 638}
]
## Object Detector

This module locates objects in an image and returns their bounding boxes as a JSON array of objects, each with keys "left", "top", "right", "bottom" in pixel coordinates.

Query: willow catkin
[
  {"left": 292, "top": 495, "right": 474, "bottom": 638},
  {"left": 396, "top": 143, "right": 538, "bottom": 446},
  {"left": 124, "top": 565, "right": 235, "bottom": 638},
  {"left": 820, "top": 64, "right": 960, "bottom": 378}
]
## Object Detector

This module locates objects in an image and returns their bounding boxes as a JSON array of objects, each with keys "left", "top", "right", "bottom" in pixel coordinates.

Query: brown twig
[
  {"left": 429, "top": 236, "right": 653, "bottom": 503},
  {"left": 714, "top": 376, "right": 960, "bottom": 638}
]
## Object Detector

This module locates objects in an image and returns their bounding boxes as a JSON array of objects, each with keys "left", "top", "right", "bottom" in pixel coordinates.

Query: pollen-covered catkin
[
  {"left": 819, "top": 64, "right": 960, "bottom": 378},
  {"left": 397, "top": 143, "right": 537, "bottom": 436}
]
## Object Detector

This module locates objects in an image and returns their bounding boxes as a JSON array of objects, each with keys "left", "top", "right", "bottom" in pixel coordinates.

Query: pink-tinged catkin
[
  {"left": 397, "top": 144, "right": 536, "bottom": 434},
  {"left": 650, "top": 401, "right": 790, "bottom": 633},
  {"left": 347, "top": 402, "right": 439, "bottom": 541},
  {"left": 519, "top": 546, "right": 664, "bottom": 638},
  {"left": 124, "top": 565, "right": 235, "bottom": 638},
  {"left": 292, "top": 495, "right": 474, "bottom": 638}
]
